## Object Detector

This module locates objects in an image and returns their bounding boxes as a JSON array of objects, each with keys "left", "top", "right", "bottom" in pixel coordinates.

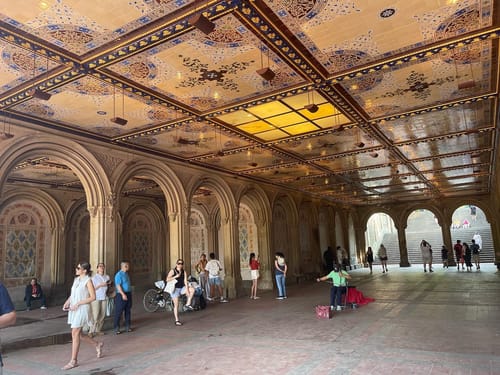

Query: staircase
[
  {"left": 370, "top": 207, "right": 495, "bottom": 265},
  {"left": 372, "top": 226, "right": 495, "bottom": 265}
]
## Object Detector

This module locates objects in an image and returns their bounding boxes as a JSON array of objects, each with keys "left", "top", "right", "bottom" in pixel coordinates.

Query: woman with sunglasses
[
  {"left": 62, "top": 262, "right": 103, "bottom": 370},
  {"left": 166, "top": 259, "right": 195, "bottom": 326}
]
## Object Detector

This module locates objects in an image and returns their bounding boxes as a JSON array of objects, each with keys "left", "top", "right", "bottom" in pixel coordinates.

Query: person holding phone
[{"left": 90, "top": 263, "right": 110, "bottom": 336}]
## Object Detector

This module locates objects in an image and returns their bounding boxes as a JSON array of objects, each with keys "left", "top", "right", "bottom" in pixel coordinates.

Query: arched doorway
[
  {"left": 451, "top": 204, "right": 494, "bottom": 264},
  {"left": 406, "top": 209, "right": 443, "bottom": 264},
  {"left": 365, "top": 212, "right": 399, "bottom": 265}
]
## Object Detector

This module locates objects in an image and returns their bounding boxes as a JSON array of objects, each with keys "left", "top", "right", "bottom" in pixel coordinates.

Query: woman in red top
[{"left": 249, "top": 253, "right": 260, "bottom": 300}]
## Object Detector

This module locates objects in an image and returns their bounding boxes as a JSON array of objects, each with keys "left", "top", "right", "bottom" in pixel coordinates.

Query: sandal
[
  {"left": 96, "top": 342, "right": 104, "bottom": 358},
  {"left": 62, "top": 360, "right": 78, "bottom": 370},
  {"left": 175, "top": 321, "right": 183, "bottom": 326}
]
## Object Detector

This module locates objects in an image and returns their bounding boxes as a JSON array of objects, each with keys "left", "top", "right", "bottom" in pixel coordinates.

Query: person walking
[
  {"left": 90, "top": 263, "right": 110, "bottom": 336},
  {"left": 166, "top": 259, "right": 195, "bottom": 326},
  {"left": 249, "top": 253, "right": 260, "bottom": 299},
  {"left": 274, "top": 252, "right": 287, "bottom": 299},
  {"left": 470, "top": 239, "right": 481, "bottom": 270},
  {"left": 378, "top": 244, "right": 388, "bottom": 273},
  {"left": 61, "top": 262, "right": 103, "bottom": 370},
  {"left": 441, "top": 245, "right": 449, "bottom": 269},
  {"left": 366, "top": 247, "right": 374, "bottom": 274},
  {"left": 420, "top": 240, "right": 433, "bottom": 272},
  {"left": 454, "top": 240, "right": 464, "bottom": 271},
  {"left": 316, "top": 265, "right": 352, "bottom": 311},
  {"left": 463, "top": 242, "right": 472, "bottom": 272},
  {"left": 0, "top": 282, "right": 16, "bottom": 374},
  {"left": 114, "top": 261, "right": 132, "bottom": 335}
]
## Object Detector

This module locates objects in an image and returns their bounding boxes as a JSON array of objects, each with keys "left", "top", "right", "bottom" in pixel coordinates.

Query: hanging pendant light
[{"left": 110, "top": 85, "right": 128, "bottom": 126}]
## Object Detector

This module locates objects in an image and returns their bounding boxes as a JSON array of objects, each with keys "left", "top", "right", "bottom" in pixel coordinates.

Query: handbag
[
  {"left": 165, "top": 279, "right": 177, "bottom": 294},
  {"left": 106, "top": 297, "right": 114, "bottom": 317},
  {"left": 315, "top": 305, "right": 332, "bottom": 319}
]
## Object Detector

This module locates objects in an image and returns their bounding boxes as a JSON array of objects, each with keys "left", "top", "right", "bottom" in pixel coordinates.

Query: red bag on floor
[{"left": 315, "top": 305, "right": 331, "bottom": 319}]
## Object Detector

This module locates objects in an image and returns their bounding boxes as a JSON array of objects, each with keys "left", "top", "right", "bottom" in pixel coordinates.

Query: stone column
[
  {"left": 220, "top": 208, "right": 239, "bottom": 299},
  {"left": 167, "top": 209, "right": 185, "bottom": 270},
  {"left": 440, "top": 217, "right": 455, "bottom": 266},
  {"left": 88, "top": 199, "right": 118, "bottom": 273},
  {"left": 397, "top": 224, "right": 410, "bottom": 267}
]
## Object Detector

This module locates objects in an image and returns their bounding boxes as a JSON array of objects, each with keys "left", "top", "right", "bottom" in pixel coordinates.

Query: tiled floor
[{"left": 2, "top": 264, "right": 499, "bottom": 374}]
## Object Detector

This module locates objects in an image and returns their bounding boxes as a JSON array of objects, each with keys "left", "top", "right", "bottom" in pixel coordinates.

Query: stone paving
[{"left": 2, "top": 264, "right": 499, "bottom": 374}]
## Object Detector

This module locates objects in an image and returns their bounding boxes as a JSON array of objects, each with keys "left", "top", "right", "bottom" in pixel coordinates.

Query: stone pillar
[
  {"left": 220, "top": 208, "right": 239, "bottom": 299},
  {"left": 397, "top": 225, "right": 410, "bottom": 267},
  {"left": 355, "top": 226, "right": 366, "bottom": 268},
  {"left": 88, "top": 200, "right": 118, "bottom": 274},
  {"left": 256, "top": 217, "right": 273, "bottom": 290},
  {"left": 167, "top": 209, "right": 185, "bottom": 270},
  {"left": 441, "top": 217, "right": 455, "bottom": 266}
]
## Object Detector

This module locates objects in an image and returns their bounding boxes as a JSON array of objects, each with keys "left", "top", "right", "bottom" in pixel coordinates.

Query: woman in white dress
[{"left": 62, "top": 262, "right": 103, "bottom": 370}]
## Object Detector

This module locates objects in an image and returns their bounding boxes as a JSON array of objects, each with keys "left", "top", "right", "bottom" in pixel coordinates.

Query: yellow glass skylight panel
[
  {"left": 315, "top": 114, "right": 351, "bottom": 129},
  {"left": 267, "top": 112, "right": 306, "bottom": 127},
  {"left": 299, "top": 103, "right": 340, "bottom": 120},
  {"left": 282, "top": 91, "right": 326, "bottom": 109},
  {"left": 247, "top": 101, "right": 291, "bottom": 118},
  {"left": 238, "top": 120, "right": 274, "bottom": 134},
  {"left": 217, "top": 110, "right": 257, "bottom": 126},
  {"left": 283, "top": 122, "right": 319, "bottom": 135},
  {"left": 255, "top": 129, "right": 289, "bottom": 141}
]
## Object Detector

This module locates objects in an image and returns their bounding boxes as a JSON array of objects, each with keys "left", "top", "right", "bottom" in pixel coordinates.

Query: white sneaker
[
  {"left": 330, "top": 305, "right": 335, "bottom": 310},
  {"left": 40, "top": 306, "right": 47, "bottom": 310},
  {"left": 336, "top": 306, "right": 342, "bottom": 311},
  {"left": 220, "top": 298, "right": 228, "bottom": 303},
  {"left": 206, "top": 297, "right": 213, "bottom": 301},
  {"left": 276, "top": 297, "right": 284, "bottom": 300}
]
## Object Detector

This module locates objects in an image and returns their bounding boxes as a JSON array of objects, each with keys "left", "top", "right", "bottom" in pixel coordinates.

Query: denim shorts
[
  {"left": 208, "top": 276, "right": 222, "bottom": 286},
  {"left": 170, "top": 286, "right": 186, "bottom": 298}
]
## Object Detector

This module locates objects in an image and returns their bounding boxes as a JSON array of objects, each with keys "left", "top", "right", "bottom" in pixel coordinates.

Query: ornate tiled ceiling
[{"left": 0, "top": 0, "right": 498, "bottom": 205}]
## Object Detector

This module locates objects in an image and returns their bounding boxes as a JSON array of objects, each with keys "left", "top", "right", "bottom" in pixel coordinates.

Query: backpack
[{"left": 199, "top": 293, "right": 206, "bottom": 310}]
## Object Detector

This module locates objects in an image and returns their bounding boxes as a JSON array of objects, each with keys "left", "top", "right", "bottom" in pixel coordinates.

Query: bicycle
[{"left": 143, "top": 281, "right": 174, "bottom": 313}]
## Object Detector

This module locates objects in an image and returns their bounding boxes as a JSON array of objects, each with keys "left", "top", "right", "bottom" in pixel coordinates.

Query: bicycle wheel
[{"left": 143, "top": 289, "right": 160, "bottom": 312}]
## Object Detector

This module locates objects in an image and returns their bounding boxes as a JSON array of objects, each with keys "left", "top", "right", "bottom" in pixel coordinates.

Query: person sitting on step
[{"left": 24, "top": 277, "right": 47, "bottom": 310}]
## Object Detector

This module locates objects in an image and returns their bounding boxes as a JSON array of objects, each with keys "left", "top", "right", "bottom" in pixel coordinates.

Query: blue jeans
[
  {"left": 275, "top": 274, "right": 286, "bottom": 297},
  {"left": 114, "top": 292, "right": 132, "bottom": 331},
  {"left": 330, "top": 286, "right": 346, "bottom": 306}
]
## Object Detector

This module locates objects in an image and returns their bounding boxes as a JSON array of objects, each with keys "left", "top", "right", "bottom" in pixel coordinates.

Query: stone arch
[
  {"left": 65, "top": 198, "right": 90, "bottom": 285},
  {"left": 272, "top": 194, "right": 299, "bottom": 278},
  {"left": 0, "top": 136, "right": 111, "bottom": 208},
  {"left": 122, "top": 202, "right": 167, "bottom": 287},
  {"left": 185, "top": 174, "right": 237, "bottom": 297},
  {"left": 112, "top": 159, "right": 186, "bottom": 270},
  {"left": 0, "top": 188, "right": 64, "bottom": 288},
  {"left": 235, "top": 184, "right": 273, "bottom": 289}
]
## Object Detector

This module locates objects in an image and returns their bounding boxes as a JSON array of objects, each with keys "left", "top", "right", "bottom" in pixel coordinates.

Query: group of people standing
[{"left": 453, "top": 234, "right": 482, "bottom": 272}]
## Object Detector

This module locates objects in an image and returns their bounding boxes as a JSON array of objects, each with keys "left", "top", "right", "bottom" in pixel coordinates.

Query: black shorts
[{"left": 380, "top": 256, "right": 388, "bottom": 261}]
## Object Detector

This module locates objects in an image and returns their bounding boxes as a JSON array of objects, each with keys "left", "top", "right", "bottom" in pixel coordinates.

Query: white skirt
[{"left": 251, "top": 269, "right": 259, "bottom": 280}]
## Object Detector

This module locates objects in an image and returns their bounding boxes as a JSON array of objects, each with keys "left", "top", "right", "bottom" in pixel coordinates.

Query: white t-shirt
[
  {"left": 205, "top": 259, "right": 222, "bottom": 278},
  {"left": 92, "top": 273, "right": 109, "bottom": 301}
]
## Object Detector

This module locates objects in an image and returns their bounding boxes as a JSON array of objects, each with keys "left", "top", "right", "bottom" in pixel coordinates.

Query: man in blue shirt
[
  {"left": 0, "top": 283, "right": 17, "bottom": 374},
  {"left": 114, "top": 261, "right": 132, "bottom": 334}
]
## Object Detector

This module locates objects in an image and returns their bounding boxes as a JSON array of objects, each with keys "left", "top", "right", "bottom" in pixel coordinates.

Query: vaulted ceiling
[{"left": 0, "top": 0, "right": 498, "bottom": 205}]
